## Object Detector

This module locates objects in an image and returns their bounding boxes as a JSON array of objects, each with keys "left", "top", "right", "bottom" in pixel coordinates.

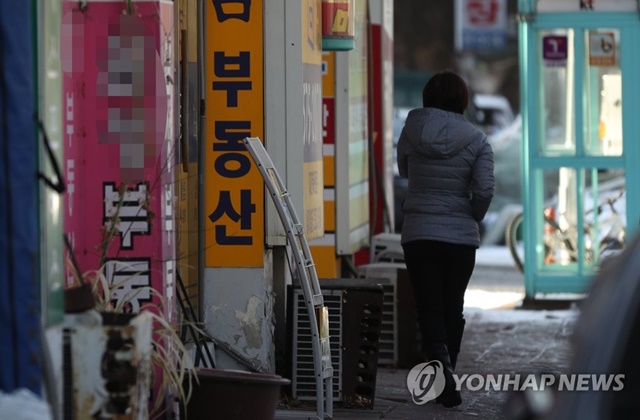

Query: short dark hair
[{"left": 422, "top": 70, "right": 469, "bottom": 114}]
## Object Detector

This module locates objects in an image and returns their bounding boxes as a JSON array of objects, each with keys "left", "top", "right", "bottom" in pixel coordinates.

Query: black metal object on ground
[{"left": 176, "top": 269, "right": 216, "bottom": 369}]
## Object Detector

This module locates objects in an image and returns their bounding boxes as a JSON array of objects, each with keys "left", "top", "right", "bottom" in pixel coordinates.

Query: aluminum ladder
[{"left": 243, "top": 137, "right": 333, "bottom": 419}]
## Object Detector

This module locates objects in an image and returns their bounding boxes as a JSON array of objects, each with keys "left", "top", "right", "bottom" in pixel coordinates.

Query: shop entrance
[{"left": 517, "top": 1, "right": 640, "bottom": 299}]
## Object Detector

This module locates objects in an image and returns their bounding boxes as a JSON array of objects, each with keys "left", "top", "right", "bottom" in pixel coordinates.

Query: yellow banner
[
  {"left": 303, "top": 160, "right": 324, "bottom": 238},
  {"left": 302, "top": 0, "right": 324, "bottom": 240},
  {"left": 302, "top": 0, "right": 323, "bottom": 65},
  {"left": 205, "top": 0, "right": 264, "bottom": 267},
  {"left": 322, "top": 51, "right": 335, "bottom": 97}
]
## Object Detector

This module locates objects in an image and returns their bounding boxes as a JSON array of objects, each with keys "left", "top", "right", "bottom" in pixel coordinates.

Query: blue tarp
[{"left": 0, "top": 1, "right": 42, "bottom": 394}]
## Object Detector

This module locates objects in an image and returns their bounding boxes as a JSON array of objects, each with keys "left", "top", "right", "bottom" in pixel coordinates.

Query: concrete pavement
[{"left": 331, "top": 248, "right": 580, "bottom": 420}]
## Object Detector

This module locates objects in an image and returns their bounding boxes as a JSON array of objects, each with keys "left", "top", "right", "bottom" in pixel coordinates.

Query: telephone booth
[{"left": 518, "top": 0, "right": 640, "bottom": 299}]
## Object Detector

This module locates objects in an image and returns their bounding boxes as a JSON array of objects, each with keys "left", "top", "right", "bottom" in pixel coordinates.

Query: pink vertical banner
[{"left": 61, "top": 1, "right": 176, "bottom": 320}]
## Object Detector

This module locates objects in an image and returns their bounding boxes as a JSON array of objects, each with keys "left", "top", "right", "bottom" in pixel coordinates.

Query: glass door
[{"left": 520, "top": 14, "right": 640, "bottom": 298}]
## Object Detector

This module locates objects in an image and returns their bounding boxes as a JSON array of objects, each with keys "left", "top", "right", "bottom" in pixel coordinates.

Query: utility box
[{"left": 286, "top": 279, "right": 383, "bottom": 408}]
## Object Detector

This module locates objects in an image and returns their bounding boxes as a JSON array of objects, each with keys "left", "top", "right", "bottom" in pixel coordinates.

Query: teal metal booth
[{"left": 518, "top": 0, "right": 640, "bottom": 299}]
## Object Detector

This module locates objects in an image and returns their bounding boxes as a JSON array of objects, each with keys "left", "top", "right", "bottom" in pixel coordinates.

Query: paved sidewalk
[
  {"left": 333, "top": 307, "right": 579, "bottom": 420},
  {"left": 332, "top": 251, "right": 580, "bottom": 420}
]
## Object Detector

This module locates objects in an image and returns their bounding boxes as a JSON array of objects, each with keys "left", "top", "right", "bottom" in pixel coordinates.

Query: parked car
[{"left": 473, "top": 94, "right": 515, "bottom": 135}]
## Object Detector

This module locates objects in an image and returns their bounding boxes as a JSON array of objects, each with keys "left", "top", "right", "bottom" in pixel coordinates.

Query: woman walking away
[{"left": 397, "top": 70, "right": 495, "bottom": 407}]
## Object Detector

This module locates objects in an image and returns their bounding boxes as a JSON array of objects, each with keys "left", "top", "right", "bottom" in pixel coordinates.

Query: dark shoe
[
  {"left": 437, "top": 388, "right": 462, "bottom": 408},
  {"left": 429, "top": 343, "right": 462, "bottom": 408}
]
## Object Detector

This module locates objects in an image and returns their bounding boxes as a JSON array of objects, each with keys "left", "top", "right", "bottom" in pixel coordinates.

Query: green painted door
[{"left": 519, "top": 12, "right": 640, "bottom": 299}]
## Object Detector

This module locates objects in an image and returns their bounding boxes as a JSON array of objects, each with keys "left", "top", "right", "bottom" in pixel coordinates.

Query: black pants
[{"left": 403, "top": 240, "right": 476, "bottom": 358}]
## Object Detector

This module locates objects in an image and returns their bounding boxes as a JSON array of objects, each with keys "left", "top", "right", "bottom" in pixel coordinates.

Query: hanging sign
[
  {"left": 589, "top": 32, "right": 616, "bottom": 67},
  {"left": 321, "top": 0, "right": 355, "bottom": 51}
]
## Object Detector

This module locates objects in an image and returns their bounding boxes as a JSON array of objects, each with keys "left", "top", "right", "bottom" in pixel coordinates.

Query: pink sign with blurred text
[{"left": 62, "top": 0, "right": 175, "bottom": 320}]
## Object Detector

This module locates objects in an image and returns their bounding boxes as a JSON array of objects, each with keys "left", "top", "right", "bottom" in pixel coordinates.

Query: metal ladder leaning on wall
[{"left": 243, "top": 137, "right": 334, "bottom": 419}]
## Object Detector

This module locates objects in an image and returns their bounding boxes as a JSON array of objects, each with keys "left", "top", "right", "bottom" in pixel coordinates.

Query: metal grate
[
  {"left": 292, "top": 290, "right": 343, "bottom": 401},
  {"left": 378, "top": 279, "right": 396, "bottom": 365},
  {"left": 357, "top": 263, "right": 405, "bottom": 365}
]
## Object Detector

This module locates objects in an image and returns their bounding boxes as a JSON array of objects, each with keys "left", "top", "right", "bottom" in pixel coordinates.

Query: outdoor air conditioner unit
[
  {"left": 370, "top": 233, "right": 404, "bottom": 263},
  {"left": 357, "top": 262, "right": 420, "bottom": 368},
  {"left": 288, "top": 279, "right": 383, "bottom": 408},
  {"left": 290, "top": 285, "right": 343, "bottom": 402}
]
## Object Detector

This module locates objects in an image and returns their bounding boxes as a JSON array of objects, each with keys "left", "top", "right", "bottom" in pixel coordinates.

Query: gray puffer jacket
[{"left": 397, "top": 107, "right": 495, "bottom": 248}]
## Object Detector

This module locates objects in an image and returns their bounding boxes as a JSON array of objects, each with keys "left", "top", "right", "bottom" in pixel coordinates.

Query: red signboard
[
  {"left": 467, "top": 0, "right": 499, "bottom": 26},
  {"left": 323, "top": 97, "right": 336, "bottom": 144}
]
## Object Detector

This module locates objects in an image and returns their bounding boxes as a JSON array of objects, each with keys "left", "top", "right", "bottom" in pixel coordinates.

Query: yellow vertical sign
[
  {"left": 302, "top": 0, "right": 325, "bottom": 240},
  {"left": 309, "top": 51, "right": 339, "bottom": 278},
  {"left": 303, "top": 0, "right": 322, "bottom": 65},
  {"left": 205, "top": 0, "right": 264, "bottom": 267}
]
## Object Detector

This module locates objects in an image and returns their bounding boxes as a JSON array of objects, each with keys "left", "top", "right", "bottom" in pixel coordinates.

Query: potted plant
[{"left": 63, "top": 185, "right": 197, "bottom": 419}]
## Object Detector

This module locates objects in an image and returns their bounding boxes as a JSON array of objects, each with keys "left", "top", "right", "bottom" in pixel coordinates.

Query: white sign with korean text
[{"left": 455, "top": 0, "right": 507, "bottom": 51}]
